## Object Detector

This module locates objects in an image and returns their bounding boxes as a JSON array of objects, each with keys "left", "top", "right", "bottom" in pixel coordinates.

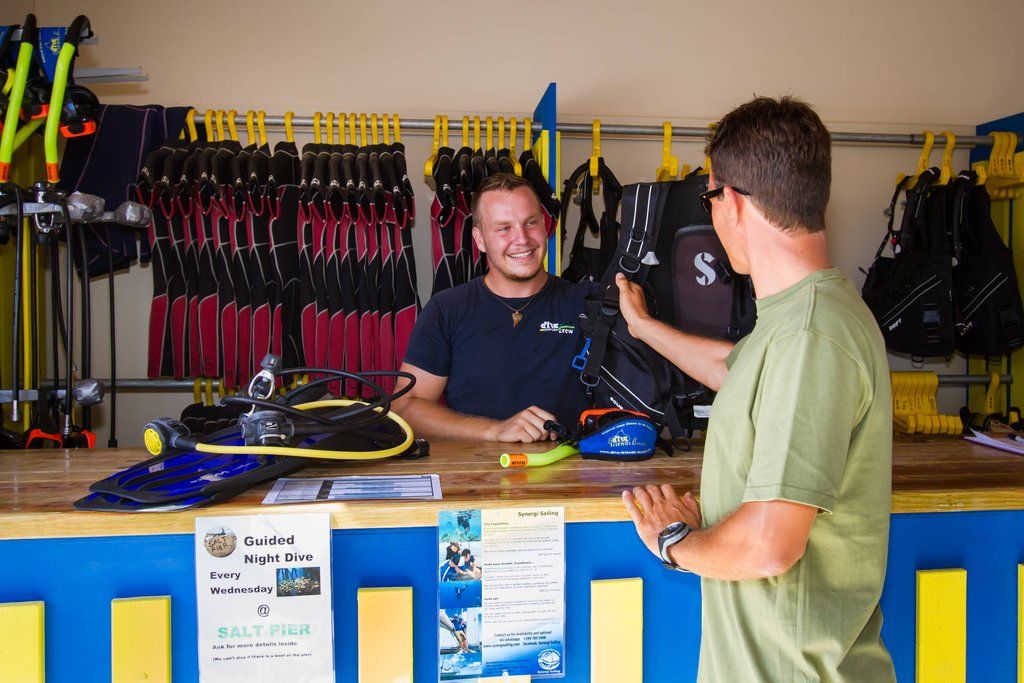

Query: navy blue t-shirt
[{"left": 403, "top": 276, "right": 591, "bottom": 426}]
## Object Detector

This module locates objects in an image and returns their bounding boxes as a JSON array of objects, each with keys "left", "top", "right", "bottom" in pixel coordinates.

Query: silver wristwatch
[{"left": 657, "top": 521, "right": 692, "bottom": 572}]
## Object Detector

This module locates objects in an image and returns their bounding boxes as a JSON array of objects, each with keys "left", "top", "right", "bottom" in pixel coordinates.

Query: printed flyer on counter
[
  {"left": 437, "top": 506, "right": 565, "bottom": 680},
  {"left": 195, "top": 513, "right": 334, "bottom": 683}
]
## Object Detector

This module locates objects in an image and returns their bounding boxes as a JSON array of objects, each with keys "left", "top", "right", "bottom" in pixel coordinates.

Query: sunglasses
[{"left": 699, "top": 185, "right": 750, "bottom": 215}]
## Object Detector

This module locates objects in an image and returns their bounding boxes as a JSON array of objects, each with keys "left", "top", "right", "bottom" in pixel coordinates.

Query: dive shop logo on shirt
[{"left": 539, "top": 321, "right": 575, "bottom": 334}]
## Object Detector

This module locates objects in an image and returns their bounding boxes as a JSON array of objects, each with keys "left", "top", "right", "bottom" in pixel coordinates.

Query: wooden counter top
[{"left": 1, "top": 435, "right": 1024, "bottom": 539}]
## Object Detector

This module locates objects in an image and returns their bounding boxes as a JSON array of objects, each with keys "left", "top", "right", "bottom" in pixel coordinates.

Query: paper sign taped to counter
[
  {"left": 195, "top": 512, "right": 334, "bottom": 683},
  {"left": 437, "top": 506, "right": 566, "bottom": 681}
]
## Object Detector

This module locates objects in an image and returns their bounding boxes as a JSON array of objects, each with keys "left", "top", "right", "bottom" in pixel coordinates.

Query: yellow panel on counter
[
  {"left": 916, "top": 568, "right": 966, "bottom": 683},
  {"left": 111, "top": 596, "right": 171, "bottom": 683},
  {"left": 0, "top": 600, "right": 45, "bottom": 683},
  {"left": 358, "top": 586, "right": 412, "bottom": 683},
  {"left": 592, "top": 578, "right": 643, "bottom": 683}
]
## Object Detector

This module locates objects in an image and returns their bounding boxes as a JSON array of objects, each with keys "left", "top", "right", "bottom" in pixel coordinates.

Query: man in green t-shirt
[{"left": 618, "top": 96, "right": 896, "bottom": 681}]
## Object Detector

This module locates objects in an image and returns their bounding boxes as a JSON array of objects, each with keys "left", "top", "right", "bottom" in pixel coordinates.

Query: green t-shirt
[{"left": 697, "top": 269, "right": 895, "bottom": 682}]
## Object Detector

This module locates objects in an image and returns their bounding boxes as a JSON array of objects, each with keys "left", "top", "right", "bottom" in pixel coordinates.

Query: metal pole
[
  {"left": 245, "top": 114, "right": 1001, "bottom": 148},
  {"left": 937, "top": 374, "right": 1012, "bottom": 386}
]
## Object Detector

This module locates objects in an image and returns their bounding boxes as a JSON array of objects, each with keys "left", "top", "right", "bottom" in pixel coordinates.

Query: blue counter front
[{"left": 1, "top": 439, "right": 1022, "bottom": 681}]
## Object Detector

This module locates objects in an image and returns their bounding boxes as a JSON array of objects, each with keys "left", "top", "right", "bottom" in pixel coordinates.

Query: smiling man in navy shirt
[{"left": 392, "top": 173, "right": 590, "bottom": 442}]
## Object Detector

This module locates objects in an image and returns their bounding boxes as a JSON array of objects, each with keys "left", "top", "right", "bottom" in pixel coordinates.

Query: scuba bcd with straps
[
  {"left": 574, "top": 175, "right": 756, "bottom": 439},
  {"left": 561, "top": 156, "right": 622, "bottom": 283},
  {"left": 862, "top": 168, "right": 1024, "bottom": 359}
]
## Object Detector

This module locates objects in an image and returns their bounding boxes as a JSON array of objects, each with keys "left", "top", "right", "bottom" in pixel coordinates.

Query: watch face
[{"left": 659, "top": 522, "right": 685, "bottom": 539}]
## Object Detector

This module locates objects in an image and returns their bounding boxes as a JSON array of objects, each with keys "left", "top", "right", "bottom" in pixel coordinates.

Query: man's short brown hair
[
  {"left": 471, "top": 172, "right": 539, "bottom": 227},
  {"left": 705, "top": 96, "right": 831, "bottom": 233}
]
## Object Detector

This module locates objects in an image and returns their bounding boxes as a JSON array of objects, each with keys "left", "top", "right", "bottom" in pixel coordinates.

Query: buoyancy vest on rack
[
  {"left": 574, "top": 175, "right": 756, "bottom": 438},
  {"left": 862, "top": 168, "right": 957, "bottom": 358},
  {"left": 560, "top": 156, "right": 622, "bottom": 283},
  {"left": 950, "top": 170, "right": 1024, "bottom": 356}
]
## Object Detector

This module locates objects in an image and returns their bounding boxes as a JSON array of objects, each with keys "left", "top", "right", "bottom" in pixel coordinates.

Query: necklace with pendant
[{"left": 484, "top": 280, "right": 544, "bottom": 327}]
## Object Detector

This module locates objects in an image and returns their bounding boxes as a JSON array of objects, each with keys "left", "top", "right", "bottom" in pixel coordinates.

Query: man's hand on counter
[
  {"left": 486, "top": 406, "right": 560, "bottom": 443},
  {"left": 622, "top": 484, "right": 702, "bottom": 558}
]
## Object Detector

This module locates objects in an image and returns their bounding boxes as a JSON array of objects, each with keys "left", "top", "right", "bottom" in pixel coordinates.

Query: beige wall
[{"left": 5, "top": 0, "right": 1023, "bottom": 445}]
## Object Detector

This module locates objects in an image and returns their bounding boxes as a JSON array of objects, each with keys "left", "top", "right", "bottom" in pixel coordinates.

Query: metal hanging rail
[{"left": 238, "top": 114, "right": 1006, "bottom": 148}]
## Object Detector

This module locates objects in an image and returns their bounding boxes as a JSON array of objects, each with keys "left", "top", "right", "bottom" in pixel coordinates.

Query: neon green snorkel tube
[
  {"left": 43, "top": 15, "right": 90, "bottom": 184},
  {"left": 0, "top": 14, "right": 37, "bottom": 182},
  {"left": 499, "top": 443, "right": 579, "bottom": 468}
]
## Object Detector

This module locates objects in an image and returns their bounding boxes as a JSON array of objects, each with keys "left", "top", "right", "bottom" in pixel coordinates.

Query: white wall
[{"left": 4, "top": 0, "right": 1022, "bottom": 445}]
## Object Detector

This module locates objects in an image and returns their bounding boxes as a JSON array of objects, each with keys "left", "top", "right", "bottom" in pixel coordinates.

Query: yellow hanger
[
  {"left": 371, "top": 113, "right": 379, "bottom": 145},
  {"left": 245, "top": 111, "right": 257, "bottom": 146},
  {"left": 393, "top": 114, "right": 402, "bottom": 143},
  {"left": 359, "top": 113, "right": 368, "bottom": 147},
  {"left": 193, "top": 378, "right": 201, "bottom": 405},
  {"left": 462, "top": 116, "right": 470, "bottom": 148},
  {"left": 697, "top": 123, "right": 716, "bottom": 176},
  {"left": 256, "top": 111, "right": 267, "bottom": 147},
  {"left": 339, "top": 113, "right": 347, "bottom": 145},
  {"left": 656, "top": 122, "right": 679, "bottom": 182},
  {"left": 441, "top": 115, "right": 449, "bottom": 147},
  {"left": 203, "top": 109, "right": 214, "bottom": 142},
  {"left": 509, "top": 118, "right": 522, "bottom": 175},
  {"left": 214, "top": 110, "right": 226, "bottom": 141},
  {"left": 984, "top": 371, "right": 1000, "bottom": 417},
  {"left": 283, "top": 111, "right": 294, "bottom": 143},
  {"left": 935, "top": 130, "right": 956, "bottom": 185},
  {"left": 590, "top": 120, "right": 602, "bottom": 191},
  {"left": 987, "top": 132, "right": 1024, "bottom": 200},
  {"left": 185, "top": 109, "right": 199, "bottom": 142},
  {"left": 425, "top": 115, "right": 442, "bottom": 184},
  {"left": 226, "top": 109, "right": 239, "bottom": 142},
  {"left": 486, "top": 116, "right": 494, "bottom": 152},
  {"left": 497, "top": 117, "right": 505, "bottom": 151},
  {"left": 523, "top": 117, "right": 532, "bottom": 152},
  {"left": 383, "top": 114, "right": 391, "bottom": 144},
  {"left": 896, "top": 131, "right": 934, "bottom": 189},
  {"left": 326, "top": 112, "right": 335, "bottom": 145},
  {"left": 473, "top": 116, "right": 481, "bottom": 150},
  {"left": 348, "top": 113, "right": 357, "bottom": 146},
  {"left": 204, "top": 377, "right": 214, "bottom": 407},
  {"left": 313, "top": 112, "right": 323, "bottom": 145}
]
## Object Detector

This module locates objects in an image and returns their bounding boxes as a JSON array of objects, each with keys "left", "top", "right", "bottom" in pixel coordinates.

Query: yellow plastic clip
[
  {"left": 987, "top": 132, "right": 1024, "bottom": 200},
  {"left": 371, "top": 113, "right": 379, "bottom": 145},
  {"left": 203, "top": 109, "right": 214, "bottom": 142},
  {"left": 523, "top": 117, "right": 532, "bottom": 152},
  {"left": 383, "top": 114, "right": 391, "bottom": 144},
  {"left": 473, "top": 116, "right": 481, "bottom": 150},
  {"left": 393, "top": 114, "right": 402, "bottom": 143},
  {"left": 348, "top": 113, "right": 357, "bottom": 146},
  {"left": 313, "top": 112, "right": 323, "bottom": 145},
  {"left": 227, "top": 110, "right": 239, "bottom": 141},
  {"left": 462, "top": 116, "right": 470, "bottom": 148},
  {"left": 697, "top": 123, "right": 716, "bottom": 176},
  {"left": 509, "top": 118, "right": 522, "bottom": 175},
  {"left": 985, "top": 371, "right": 1000, "bottom": 417},
  {"left": 326, "top": 112, "right": 335, "bottom": 145},
  {"left": 193, "top": 378, "right": 201, "bottom": 405},
  {"left": 185, "top": 109, "right": 199, "bottom": 142},
  {"left": 935, "top": 131, "right": 956, "bottom": 185},
  {"left": 256, "top": 111, "right": 267, "bottom": 147},
  {"left": 656, "top": 122, "right": 679, "bottom": 182},
  {"left": 590, "top": 120, "right": 602, "bottom": 191},
  {"left": 486, "top": 116, "right": 494, "bottom": 152},
  {"left": 245, "top": 110, "right": 257, "bottom": 147},
  {"left": 359, "top": 113, "right": 368, "bottom": 147},
  {"left": 215, "top": 110, "right": 227, "bottom": 141},
  {"left": 497, "top": 117, "right": 505, "bottom": 151},
  {"left": 441, "top": 115, "right": 449, "bottom": 147},
  {"left": 204, "top": 377, "right": 214, "bottom": 407},
  {"left": 339, "top": 113, "right": 347, "bottom": 145},
  {"left": 897, "top": 131, "right": 934, "bottom": 189},
  {"left": 283, "top": 111, "right": 294, "bottom": 143},
  {"left": 424, "top": 115, "right": 441, "bottom": 181}
]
